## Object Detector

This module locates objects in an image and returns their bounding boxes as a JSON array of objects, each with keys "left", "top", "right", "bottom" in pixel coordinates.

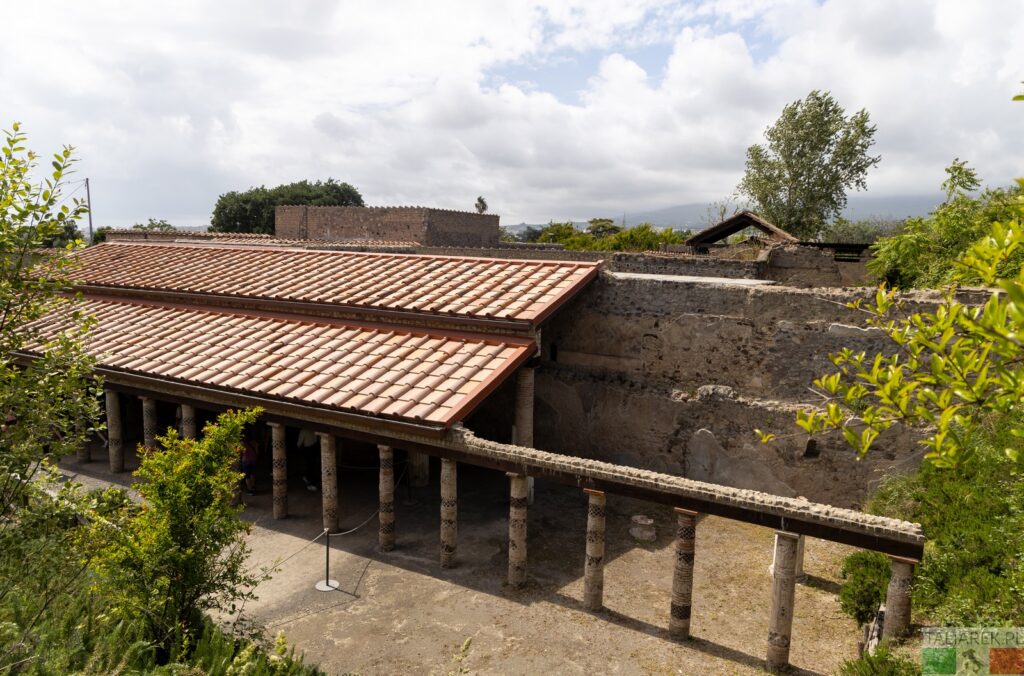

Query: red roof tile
[
  {"left": 71, "top": 242, "right": 599, "bottom": 326},
  {"left": 24, "top": 298, "right": 535, "bottom": 427}
]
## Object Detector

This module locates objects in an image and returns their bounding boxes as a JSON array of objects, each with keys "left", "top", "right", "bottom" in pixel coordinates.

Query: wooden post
[
  {"left": 379, "top": 445, "right": 395, "bottom": 552},
  {"left": 180, "top": 404, "right": 197, "bottom": 439},
  {"left": 766, "top": 531, "right": 799, "bottom": 671},
  {"left": 882, "top": 556, "right": 915, "bottom": 640},
  {"left": 318, "top": 433, "right": 338, "bottom": 533},
  {"left": 669, "top": 508, "right": 698, "bottom": 639},
  {"left": 141, "top": 396, "right": 157, "bottom": 449},
  {"left": 105, "top": 390, "right": 123, "bottom": 472},
  {"left": 269, "top": 423, "right": 287, "bottom": 519},
  {"left": 583, "top": 489, "right": 606, "bottom": 611},
  {"left": 508, "top": 473, "right": 528, "bottom": 586},
  {"left": 440, "top": 458, "right": 457, "bottom": 568}
]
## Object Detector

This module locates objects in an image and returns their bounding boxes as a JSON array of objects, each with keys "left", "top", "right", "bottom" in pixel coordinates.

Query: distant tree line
[
  {"left": 209, "top": 178, "right": 363, "bottom": 235},
  {"left": 504, "top": 218, "right": 688, "bottom": 252}
]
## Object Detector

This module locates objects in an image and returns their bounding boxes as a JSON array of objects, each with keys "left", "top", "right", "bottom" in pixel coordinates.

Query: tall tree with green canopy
[
  {"left": 737, "top": 90, "right": 880, "bottom": 239},
  {"left": 210, "top": 178, "right": 363, "bottom": 234}
]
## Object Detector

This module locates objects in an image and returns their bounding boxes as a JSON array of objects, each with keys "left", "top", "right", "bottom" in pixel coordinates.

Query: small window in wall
[
  {"left": 549, "top": 342, "right": 558, "bottom": 363},
  {"left": 803, "top": 438, "right": 820, "bottom": 459}
]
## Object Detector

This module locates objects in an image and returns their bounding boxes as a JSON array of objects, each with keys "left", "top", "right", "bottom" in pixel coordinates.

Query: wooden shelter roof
[{"left": 684, "top": 211, "right": 798, "bottom": 248}]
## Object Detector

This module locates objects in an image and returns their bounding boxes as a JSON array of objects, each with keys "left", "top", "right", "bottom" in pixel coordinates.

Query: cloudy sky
[{"left": 3, "top": 0, "right": 1022, "bottom": 228}]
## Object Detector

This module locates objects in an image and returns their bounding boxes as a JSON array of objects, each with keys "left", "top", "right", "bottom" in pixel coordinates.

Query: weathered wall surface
[
  {"left": 472, "top": 274, "right": 985, "bottom": 507},
  {"left": 275, "top": 206, "right": 500, "bottom": 246}
]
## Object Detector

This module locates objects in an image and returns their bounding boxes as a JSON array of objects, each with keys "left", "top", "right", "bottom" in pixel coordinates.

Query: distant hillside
[{"left": 506, "top": 194, "right": 943, "bottom": 234}]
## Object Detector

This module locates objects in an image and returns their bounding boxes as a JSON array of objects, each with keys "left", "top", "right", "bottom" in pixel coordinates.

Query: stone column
[
  {"left": 378, "top": 445, "right": 395, "bottom": 552},
  {"left": 794, "top": 535, "right": 806, "bottom": 582},
  {"left": 508, "top": 473, "right": 528, "bottom": 587},
  {"left": 669, "top": 508, "right": 698, "bottom": 639},
  {"left": 409, "top": 451, "right": 430, "bottom": 488},
  {"left": 583, "top": 489, "right": 606, "bottom": 611},
  {"left": 440, "top": 458, "right": 457, "bottom": 568},
  {"left": 766, "top": 531, "right": 799, "bottom": 672},
  {"left": 105, "top": 390, "right": 123, "bottom": 472},
  {"left": 141, "top": 396, "right": 157, "bottom": 449},
  {"left": 180, "top": 404, "right": 197, "bottom": 439},
  {"left": 881, "top": 556, "right": 915, "bottom": 640},
  {"left": 269, "top": 423, "right": 287, "bottom": 519},
  {"left": 77, "top": 435, "right": 91, "bottom": 463},
  {"left": 319, "top": 433, "right": 338, "bottom": 533},
  {"left": 514, "top": 367, "right": 536, "bottom": 505}
]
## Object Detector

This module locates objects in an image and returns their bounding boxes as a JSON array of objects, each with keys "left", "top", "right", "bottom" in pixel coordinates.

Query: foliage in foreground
[
  {"left": 838, "top": 642, "right": 921, "bottom": 676},
  {"left": 793, "top": 180, "right": 1024, "bottom": 468},
  {"left": 210, "top": 178, "right": 364, "bottom": 234},
  {"left": 93, "top": 409, "right": 264, "bottom": 653}
]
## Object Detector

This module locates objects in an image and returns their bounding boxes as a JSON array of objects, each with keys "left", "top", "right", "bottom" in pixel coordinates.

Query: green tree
[
  {"left": 737, "top": 90, "right": 880, "bottom": 239},
  {"left": 0, "top": 122, "right": 103, "bottom": 670},
  {"left": 132, "top": 217, "right": 175, "bottom": 231},
  {"left": 93, "top": 409, "right": 264, "bottom": 652},
  {"left": 474, "top": 196, "right": 488, "bottom": 214},
  {"left": 869, "top": 161, "right": 1020, "bottom": 288},
  {"left": 210, "top": 179, "right": 363, "bottom": 234},
  {"left": 586, "top": 218, "right": 622, "bottom": 239}
]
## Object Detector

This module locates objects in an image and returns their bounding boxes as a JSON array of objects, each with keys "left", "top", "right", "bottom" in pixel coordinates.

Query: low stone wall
[{"left": 415, "top": 247, "right": 762, "bottom": 278}]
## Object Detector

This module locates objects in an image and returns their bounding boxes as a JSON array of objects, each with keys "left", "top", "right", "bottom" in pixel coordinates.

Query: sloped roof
[
  {"left": 24, "top": 297, "right": 534, "bottom": 427},
  {"left": 72, "top": 242, "right": 599, "bottom": 327},
  {"left": 684, "top": 211, "right": 798, "bottom": 247}
]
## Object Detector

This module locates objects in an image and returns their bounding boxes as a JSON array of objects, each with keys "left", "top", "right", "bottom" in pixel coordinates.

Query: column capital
[
  {"left": 377, "top": 443, "right": 392, "bottom": 452},
  {"left": 267, "top": 421, "right": 282, "bottom": 429},
  {"left": 674, "top": 507, "right": 699, "bottom": 517},
  {"left": 582, "top": 488, "right": 605, "bottom": 498},
  {"left": 773, "top": 530, "right": 800, "bottom": 541}
]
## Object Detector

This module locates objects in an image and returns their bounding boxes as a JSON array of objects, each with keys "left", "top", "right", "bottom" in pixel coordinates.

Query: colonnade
[{"left": 98, "top": 370, "right": 916, "bottom": 671}]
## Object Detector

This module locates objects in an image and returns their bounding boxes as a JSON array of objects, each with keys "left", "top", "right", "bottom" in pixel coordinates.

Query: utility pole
[{"left": 85, "top": 178, "right": 94, "bottom": 242}]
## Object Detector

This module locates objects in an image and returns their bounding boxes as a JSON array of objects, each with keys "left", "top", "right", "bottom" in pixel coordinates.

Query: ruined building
[{"left": 36, "top": 209, "right": 937, "bottom": 670}]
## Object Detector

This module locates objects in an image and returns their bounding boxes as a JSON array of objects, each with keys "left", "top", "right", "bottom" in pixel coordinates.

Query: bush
[
  {"left": 841, "top": 415, "right": 1024, "bottom": 628},
  {"left": 838, "top": 643, "right": 920, "bottom": 676},
  {"left": 840, "top": 551, "right": 891, "bottom": 625}
]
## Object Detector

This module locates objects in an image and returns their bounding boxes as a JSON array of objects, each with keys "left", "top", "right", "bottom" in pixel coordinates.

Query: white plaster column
[
  {"left": 180, "top": 404, "right": 197, "bottom": 439},
  {"left": 269, "top": 423, "right": 287, "bottom": 519},
  {"left": 378, "top": 445, "right": 395, "bottom": 552},
  {"left": 408, "top": 451, "right": 430, "bottom": 488},
  {"left": 514, "top": 366, "right": 536, "bottom": 504},
  {"left": 794, "top": 534, "right": 806, "bottom": 582},
  {"left": 319, "top": 433, "right": 338, "bottom": 533},
  {"left": 669, "top": 508, "right": 698, "bottom": 639},
  {"left": 583, "top": 489, "right": 606, "bottom": 611},
  {"left": 141, "top": 396, "right": 157, "bottom": 449},
  {"left": 105, "top": 390, "right": 122, "bottom": 472},
  {"left": 508, "top": 473, "right": 528, "bottom": 587},
  {"left": 881, "top": 556, "right": 915, "bottom": 640},
  {"left": 766, "top": 531, "right": 799, "bottom": 671},
  {"left": 440, "top": 458, "right": 457, "bottom": 568}
]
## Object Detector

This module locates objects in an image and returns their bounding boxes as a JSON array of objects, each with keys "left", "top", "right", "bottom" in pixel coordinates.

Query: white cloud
[{"left": 1, "top": 0, "right": 1021, "bottom": 228}]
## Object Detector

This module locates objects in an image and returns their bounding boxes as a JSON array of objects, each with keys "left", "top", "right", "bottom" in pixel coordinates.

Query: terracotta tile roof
[
  {"left": 72, "top": 242, "right": 599, "bottom": 326},
  {"left": 24, "top": 298, "right": 534, "bottom": 427}
]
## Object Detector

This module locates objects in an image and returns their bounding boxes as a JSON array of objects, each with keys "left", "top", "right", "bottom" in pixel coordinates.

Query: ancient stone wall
[
  {"left": 469, "top": 274, "right": 987, "bottom": 507},
  {"left": 274, "top": 206, "right": 499, "bottom": 246}
]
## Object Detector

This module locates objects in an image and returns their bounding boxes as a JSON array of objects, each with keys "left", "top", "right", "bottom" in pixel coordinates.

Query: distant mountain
[{"left": 505, "top": 194, "right": 943, "bottom": 233}]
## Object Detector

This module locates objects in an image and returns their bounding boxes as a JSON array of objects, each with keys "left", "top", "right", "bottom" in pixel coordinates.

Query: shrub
[
  {"left": 838, "top": 643, "right": 921, "bottom": 676},
  {"left": 840, "top": 551, "right": 891, "bottom": 625}
]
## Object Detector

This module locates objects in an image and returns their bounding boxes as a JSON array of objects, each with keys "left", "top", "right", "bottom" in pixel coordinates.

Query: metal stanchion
[{"left": 315, "top": 529, "right": 339, "bottom": 592}]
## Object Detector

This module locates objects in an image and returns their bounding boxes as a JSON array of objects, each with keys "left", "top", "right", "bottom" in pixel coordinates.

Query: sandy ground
[{"left": 61, "top": 446, "right": 862, "bottom": 676}]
